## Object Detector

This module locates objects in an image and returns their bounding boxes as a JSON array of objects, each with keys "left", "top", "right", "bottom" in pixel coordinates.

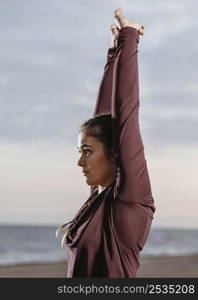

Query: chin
[
  {"left": 85, "top": 177, "right": 97, "bottom": 186},
  {"left": 86, "top": 179, "right": 94, "bottom": 186}
]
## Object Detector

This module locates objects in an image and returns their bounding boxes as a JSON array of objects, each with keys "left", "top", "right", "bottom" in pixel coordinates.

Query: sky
[{"left": 0, "top": 0, "right": 197, "bottom": 228}]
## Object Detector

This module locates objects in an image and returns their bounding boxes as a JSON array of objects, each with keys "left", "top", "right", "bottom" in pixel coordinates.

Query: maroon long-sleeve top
[{"left": 65, "top": 27, "right": 156, "bottom": 277}]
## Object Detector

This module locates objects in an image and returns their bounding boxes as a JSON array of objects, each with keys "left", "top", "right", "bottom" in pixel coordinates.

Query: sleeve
[
  {"left": 111, "top": 27, "right": 155, "bottom": 249},
  {"left": 91, "top": 47, "right": 116, "bottom": 195},
  {"left": 93, "top": 47, "right": 116, "bottom": 116}
]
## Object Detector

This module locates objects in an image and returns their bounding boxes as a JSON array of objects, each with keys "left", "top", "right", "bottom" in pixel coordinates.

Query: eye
[
  {"left": 78, "top": 149, "right": 92, "bottom": 156},
  {"left": 84, "top": 150, "right": 91, "bottom": 156}
]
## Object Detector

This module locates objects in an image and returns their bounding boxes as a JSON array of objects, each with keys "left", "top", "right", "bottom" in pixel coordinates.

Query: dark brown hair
[{"left": 56, "top": 113, "right": 115, "bottom": 246}]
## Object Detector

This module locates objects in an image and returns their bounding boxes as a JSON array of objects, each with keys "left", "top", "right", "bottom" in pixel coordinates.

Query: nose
[{"left": 78, "top": 155, "right": 85, "bottom": 167}]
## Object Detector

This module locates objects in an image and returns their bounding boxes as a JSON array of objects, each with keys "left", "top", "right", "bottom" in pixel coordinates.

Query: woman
[{"left": 57, "top": 8, "right": 156, "bottom": 277}]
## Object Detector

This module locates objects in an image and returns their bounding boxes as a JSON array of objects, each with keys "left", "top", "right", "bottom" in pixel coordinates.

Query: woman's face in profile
[{"left": 77, "top": 132, "right": 116, "bottom": 187}]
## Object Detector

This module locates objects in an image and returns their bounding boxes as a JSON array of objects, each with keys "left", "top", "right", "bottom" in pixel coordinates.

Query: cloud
[{"left": 0, "top": 0, "right": 197, "bottom": 149}]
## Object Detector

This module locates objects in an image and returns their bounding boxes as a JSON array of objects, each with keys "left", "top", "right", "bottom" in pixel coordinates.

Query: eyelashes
[{"left": 78, "top": 150, "right": 92, "bottom": 156}]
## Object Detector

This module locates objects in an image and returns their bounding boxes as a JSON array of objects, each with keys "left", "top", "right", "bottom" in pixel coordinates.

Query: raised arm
[
  {"left": 112, "top": 26, "right": 154, "bottom": 207},
  {"left": 111, "top": 24, "right": 155, "bottom": 251}
]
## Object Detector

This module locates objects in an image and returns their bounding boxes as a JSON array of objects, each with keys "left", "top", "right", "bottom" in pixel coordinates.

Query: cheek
[
  {"left": 91, "top": 153, "right": 110, "bottom": 173},
  {"left": 88, "top": 151, "right": 103, "bottom": 168}
]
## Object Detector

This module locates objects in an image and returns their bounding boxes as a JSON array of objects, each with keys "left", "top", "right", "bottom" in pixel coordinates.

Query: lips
[{"left": 83, "top": 171, "right": 89, "bottom": 176}]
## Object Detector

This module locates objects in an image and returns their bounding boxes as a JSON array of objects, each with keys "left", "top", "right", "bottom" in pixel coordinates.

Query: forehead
[{"left": 77, "top": 132, "right": 101, "bottom": 149}]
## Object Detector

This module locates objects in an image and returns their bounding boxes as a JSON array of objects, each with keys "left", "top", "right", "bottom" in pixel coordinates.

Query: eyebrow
[{"left": 77, "top": 144, "right": 93, "bottom": 150}]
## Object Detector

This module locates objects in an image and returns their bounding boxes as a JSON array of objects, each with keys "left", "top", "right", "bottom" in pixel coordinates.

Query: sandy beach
[{"left": 0, "top": 255, "right": 198, "bottom": 278}]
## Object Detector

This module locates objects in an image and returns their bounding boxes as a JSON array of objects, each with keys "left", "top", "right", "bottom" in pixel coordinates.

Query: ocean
[{"left": 0, "top": 225, "right": 198, "bottom": 266}]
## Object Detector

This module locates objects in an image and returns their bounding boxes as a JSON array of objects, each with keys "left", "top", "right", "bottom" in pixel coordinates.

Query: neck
[{"left": 98, "top": 178, "right": 115, "bottom": 195}]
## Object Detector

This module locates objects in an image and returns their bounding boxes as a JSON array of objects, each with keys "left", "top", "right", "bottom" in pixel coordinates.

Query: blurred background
[{"left": 0, "top": 0, "right": 198, "bottom": 276}]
